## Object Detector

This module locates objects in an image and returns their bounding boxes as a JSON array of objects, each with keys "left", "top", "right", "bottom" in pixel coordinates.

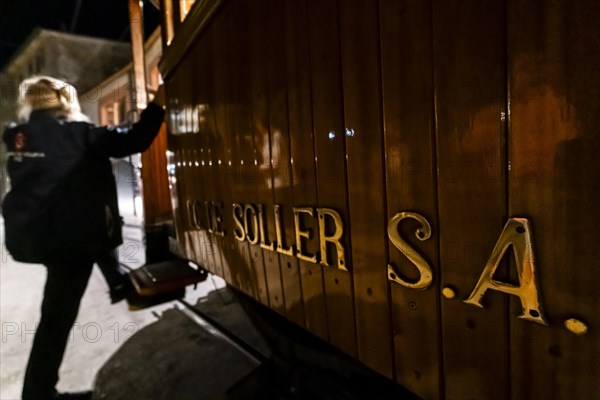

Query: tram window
[
  {"left": 161, "top": 0, "right": 204, "bottom": 46},
  {"left": 179, "top": 0, "right": 196, "bottom": 22},
  {"left": 104, "top": 105, "right": 116, "bottom": 126}
]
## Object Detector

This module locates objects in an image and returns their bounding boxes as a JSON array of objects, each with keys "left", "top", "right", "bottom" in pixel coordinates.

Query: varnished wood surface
[
  {"left": 264, "top": 0, "right": 305, "bottom": 327},
  {"left": 158, "top": 0, "right": 600, "bottom": 398},
  {"left": 433, "top": 1, "right": 509, "bottom": 399},
  {"left": 207, "top": 16, "right": 232, "bottom": 283},
  {"left": 141, "top": 123, "right": 173, "bottom": 226},
  {"left": 508, "top": 1, "right": 600, "bottom": 398},
  {"left": 380, "top": 0, "right": 440, "bottom": 397},
  {"left": 284, "top": 0, "right": 327, "bottom": 339},
  {"left": 340, "top": 0, "right": 393, "bottom": 379},
  {"left": 247, "top": 0, "right": 285, "bottom": 315},
  {"left": 306, "top": 0, "right": 357, "bottom": 358}
]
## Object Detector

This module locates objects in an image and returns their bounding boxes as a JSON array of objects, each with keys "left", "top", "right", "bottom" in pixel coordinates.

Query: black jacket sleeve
[{"left": 89, "top": 102, "right": 165, "bottom": 158}]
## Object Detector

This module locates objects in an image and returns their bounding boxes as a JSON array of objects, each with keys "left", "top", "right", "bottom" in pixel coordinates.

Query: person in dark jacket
[{"left": 2, "top": 76, "right": 165, "bottom": 400}]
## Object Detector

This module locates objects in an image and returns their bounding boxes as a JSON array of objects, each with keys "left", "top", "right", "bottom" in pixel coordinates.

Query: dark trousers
[
  {"left": 95, "top": 248, "right": 125, "bottom": 290},
  {"left": 22, "top": 257, "right": 94, "bottom": 400}
]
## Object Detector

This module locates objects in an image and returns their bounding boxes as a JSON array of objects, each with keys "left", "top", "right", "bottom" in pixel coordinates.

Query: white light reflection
[
  {"left": 328, "top": 131, "right": 336, "bottom": 139},
  {"left": 345, "top": 128, "right": 356, "bottom": 137},
  {"left": 134, "top": 195, "right": 143, "bottom": 215},
  {"left": 166, "top": 151, "right": 175, "bottom": 175}
]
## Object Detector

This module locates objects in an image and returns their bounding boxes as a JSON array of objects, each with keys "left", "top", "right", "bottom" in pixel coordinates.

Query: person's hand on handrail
[{"left": 147, "top": 84, "right": 166, "bottom": 109}]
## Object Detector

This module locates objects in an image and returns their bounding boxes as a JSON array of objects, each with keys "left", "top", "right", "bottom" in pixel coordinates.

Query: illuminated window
[
  {"left": 179, "top": 0, "right": 196, "bottom": 22},
  {"left": 100, "top": 93, "right": 129, "bottom": 126},
  {"left": 105, "top": 105, "right": 116, "bottom": 125},
  {"left": 161, "top": 0, "right": 202, "bottom": 46}
]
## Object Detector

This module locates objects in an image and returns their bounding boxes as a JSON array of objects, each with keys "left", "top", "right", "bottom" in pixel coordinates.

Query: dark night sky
[{"left": 0, "top": 0, "right": 160, "bottom": 70}]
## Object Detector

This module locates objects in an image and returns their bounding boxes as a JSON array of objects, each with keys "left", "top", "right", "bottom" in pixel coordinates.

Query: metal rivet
[
  {"left": 442, "top": 286, "right": 456, "bottom": 299},
  {"left": 548, "top": 345, "right": 562, "bottom": 358},
  {"left": 564, "top": 318, "right": 588, "bottom": 336},
  {"left": 466, "top": 319, "right": 476, "bottom": 330}
]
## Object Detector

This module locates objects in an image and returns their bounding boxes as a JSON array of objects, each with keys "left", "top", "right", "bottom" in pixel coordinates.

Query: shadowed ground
[
  {"left": 92, "top": 306, "right": 261, "bottom": 400},
  {"left": 93, "top": 286, "right": 273, "bottom": 399}
]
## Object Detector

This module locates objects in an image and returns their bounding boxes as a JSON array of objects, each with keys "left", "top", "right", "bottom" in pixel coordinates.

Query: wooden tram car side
[{"left": 148, "top": 1, "right": 600, "bottom": 398}]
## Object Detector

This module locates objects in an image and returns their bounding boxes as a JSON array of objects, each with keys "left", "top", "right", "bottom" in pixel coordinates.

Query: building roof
[{"left": 2, "top": 28, "right": 132, "bottom": 94}]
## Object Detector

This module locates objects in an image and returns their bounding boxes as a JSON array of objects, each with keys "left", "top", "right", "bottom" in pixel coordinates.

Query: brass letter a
[{"left": 464, "top": 218, "right": 548, "bottom": 326}]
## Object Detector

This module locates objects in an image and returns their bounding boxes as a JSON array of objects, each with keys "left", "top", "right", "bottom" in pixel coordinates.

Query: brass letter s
[{"left": 387, "top": 212, "right": 433, "bottom": 290}]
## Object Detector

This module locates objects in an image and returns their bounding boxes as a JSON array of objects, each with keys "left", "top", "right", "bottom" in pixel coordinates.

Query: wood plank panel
[
  {"left": 264, "top": 0, "right": 305, "bottom": 327},
  {"left": 206, "top": 0, "right": 263, "bottom": 299},
  {"left": 284, "top": 0, "right": 328, "bottom": 339},
  {"left": 188, "top": 44, "right": 222, "bottom": 276},
  {"left": 141, "top": 123, "right": 172, "bottom": 226},
  {"left": 339, "top": 0, "right": 393, "bottom": 378},
  {"left": 170, "top": 146, "right": 188, "bottom": 257},
  {"left": 508, "top": 1, "right": 600, "bottom": 398},
  {"left": 218, "top": 0, "right": 255, "bottom": 294},
  {"left": 380, "top": 0, "right": 440, "bottom": 396},
  {"left": 432, "top": 1, "right": 509, "bottom": 399},
  {"left": 206, "top": 9, "right": 236, "bottom": 284},
  {"left": 164, "top": 132, "right": 186, "bottom": 255},
  {"left": 204, "top": 106, "right": 225, "bottom": 277},
  {"left": 247, "top": 0, "right": 285, "bottom": 314},
  {"left": 220, "top": 0, "right": 268, "bottom": 304},
  {"left": 167, "top": 76, "right": 213, "bottom": 268},
  {"left": 307, "top": 0, "right": 356, "bottom": 356},
  {"left": 172, "top": 51, "right": 214, "bottom": 273},
  {"left": 162, "top": 78, "right": 183, "bottom": 249}
]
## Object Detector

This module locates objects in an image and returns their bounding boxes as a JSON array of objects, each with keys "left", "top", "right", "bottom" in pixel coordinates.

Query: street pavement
[{"left": 0, "top": 220, "right": 228, "bottom": 399}]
